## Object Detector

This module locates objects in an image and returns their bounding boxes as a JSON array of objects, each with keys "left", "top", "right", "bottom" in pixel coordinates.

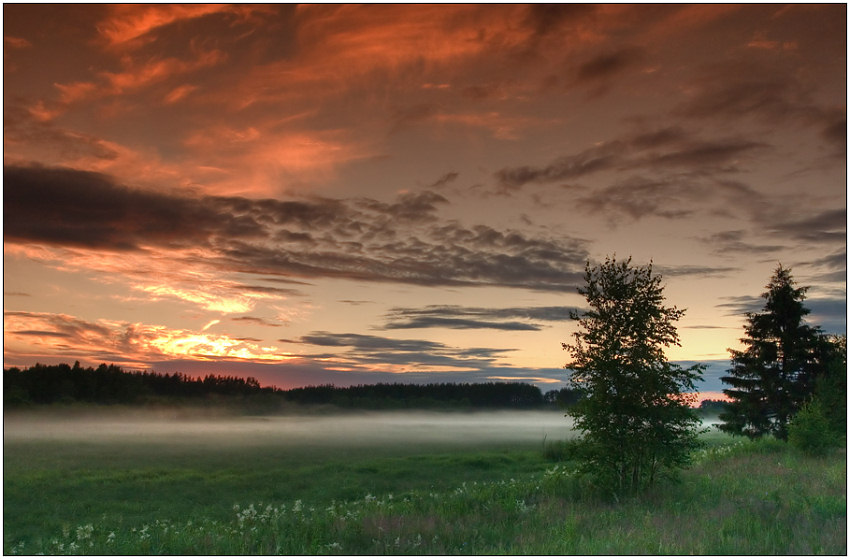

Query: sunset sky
[{"left": 4, "top": 4, "right": 846, "bottom": 399}]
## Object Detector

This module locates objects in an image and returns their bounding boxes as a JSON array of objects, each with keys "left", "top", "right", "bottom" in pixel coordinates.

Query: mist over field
[{"left": 4, "top": 409, "right": 578, "bottom": 449}]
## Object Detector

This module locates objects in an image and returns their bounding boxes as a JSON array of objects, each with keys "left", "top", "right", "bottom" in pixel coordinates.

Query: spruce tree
[
  {"left": 563, "top": 256, "right": 704, "bottom": 493},
  {"left": 719, "top": 265, "right": 822, "bottom": 440}
]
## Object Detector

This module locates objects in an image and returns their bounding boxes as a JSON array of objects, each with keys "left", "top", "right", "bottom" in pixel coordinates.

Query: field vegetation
[{"left": 4, "top": 408, "right": 845, "bottom": 555}]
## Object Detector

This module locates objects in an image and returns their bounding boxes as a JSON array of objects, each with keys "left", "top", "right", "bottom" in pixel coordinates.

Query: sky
[{"left": 3, "top": 4, "right": 846, "bottom": 400}]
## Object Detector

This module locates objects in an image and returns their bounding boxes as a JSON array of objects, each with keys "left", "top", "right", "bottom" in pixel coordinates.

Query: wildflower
[
  {"left": 293, "top": 500, "right": 303, "bottom": 513},
  {"left": 75, "top": 524, "right": 94, "bottom": 541},
  {"left": 107, "top": 532, "right": 116, "bottom": 543}
]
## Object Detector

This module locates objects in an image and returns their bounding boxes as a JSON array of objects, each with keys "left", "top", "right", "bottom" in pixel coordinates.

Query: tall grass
[{"left": 5, "top": 435, "right": 845, "bottom": 555}]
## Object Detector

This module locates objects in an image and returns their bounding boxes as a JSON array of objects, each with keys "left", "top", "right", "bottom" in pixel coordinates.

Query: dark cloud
[
  {"left": 676, "top": 64, "right": 845, "bottom": 159},
  {"left": 716, "top": 295, "right": 765, "bottom": 317},
  {"left": 495, "top": 130, "right": 767, "bottom": 193},
  {"left": 573, "top": 174, "right": 769, "bottom": 223},
  {"left": 296, "top": 332, "right": 445, "bottom": 353},
  {"left": 575, "top": 176, "right": 695, "bottom": 220},
  {"left": 496, "top": 141, "right": 625, "bottom": 190},
  {"left": 821, "top": 116, "right": 846, "bottom": 156},
  {"left": 575, "top": 47, "right": 643, "bottom": 82},
  {"left": 678, "top": 76, "right": 810, "bottom": 122},
  {"left": 641, "top": 139, "right": 766, "bottom": 170},
  {"left": 800, "top": 250, "right": 847, "bottom": 284},
  {"left": 4, "top": 163, "right": 589, "bottom": 292},
  {"left": 283, "top": 331, "right": 515, "bottom": 370},
  {"left": 387, "top": 317, "right": 540, "bottom": 331},
  {"left": 4, "top": 164, "right": 265, "bottom": 251},
  {"left": 699, "top": 230, "right": 785, "bottom": 256},
  {"left": 524, "top": 4, "right": 596, "bottom": 39},
  {"left": 10, "top": 329, "right": 73, "bottom": 338},
  {"left": 768, "top": 209, "right": 846, "bottom": 244},
  {"left": 429, "top": 171, "right": 459, "bottom": 189},
  {"left": 629, "top": 126, "right": 689, "bottom": 149},
  {"left": 4, "top": 310, "right": 114, "bottom": 339},
  {"left": 382, "top": 304, "right": 575, "bottom": 330},
  {"left": 230, "top": 316, "right": 283, "bottom": 327},
  {"left": 355, "top": 190, "right": 449, "bottom": 223},
  {"left": 655, "top": 264, "right": 738, "bottom": 278},
  {"left": 238, "top": 284, "right": 303, "bottom": 297}
]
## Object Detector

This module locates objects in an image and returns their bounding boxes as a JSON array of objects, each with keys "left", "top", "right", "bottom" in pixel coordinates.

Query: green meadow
[{"left": 4, "top": 408, "right": 846, "bottom": 555}]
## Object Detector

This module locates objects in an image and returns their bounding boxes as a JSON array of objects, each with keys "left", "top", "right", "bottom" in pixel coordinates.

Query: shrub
[{"left": 788, "top": 398, "right": 838, "bottom": 456}]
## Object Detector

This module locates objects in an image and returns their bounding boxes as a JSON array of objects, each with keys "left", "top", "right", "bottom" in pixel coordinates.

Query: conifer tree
[
  {"left": 563, "top": 256, "right": 704, "bottom": 493},
  {"left": 719, "top": 265, "right": 822, "bottom": 440}
]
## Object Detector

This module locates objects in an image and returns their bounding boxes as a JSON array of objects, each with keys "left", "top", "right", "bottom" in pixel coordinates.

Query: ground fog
[{"left": 4, "top": 409, "right": 578, "bottom": 449}]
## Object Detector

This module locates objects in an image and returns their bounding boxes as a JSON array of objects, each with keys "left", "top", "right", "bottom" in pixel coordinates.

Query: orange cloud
[
  {"left": 183, "top": 125, "right": 374, "bottom": 196},
  {"left": 163, "top": 84, "right": 198, "bottom": 105},
  {"left": 4, "top": 310, "right": 296, "bottom": 368},
  {"left": 100, "top": 49, "right": 226, "bottom": 94},
  {"left": 26, "top": 100, "right": 62, "bottom": 123},
  {"left": 5, "top": 244, "right": 293, "bottom": 315},
  {"left": 96, "top": 4, "right": 236, "bottom": 47},
  {"left": 642, "top": 4, "right": 741, "bottom": 42},
  {"left": 4, "top": 36, "right": 31, "bottom": 49},
  {"left": 136, "top": 282, "right": 281, "bottom": 314},
  {"left": 224, "top": 5, "right": 534, "bottom": 110}
]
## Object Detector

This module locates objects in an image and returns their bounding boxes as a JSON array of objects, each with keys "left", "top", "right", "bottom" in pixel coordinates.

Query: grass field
[{"left": 4, "top": 408, "right": 846, "bottom": 554}]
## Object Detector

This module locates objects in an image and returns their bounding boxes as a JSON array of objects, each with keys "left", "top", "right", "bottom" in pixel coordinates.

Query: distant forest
[
  {"left": 4, "top": 362, "right": 727, "bottom": 413},
  {"left": 4, "top": 362, "right": 592, "bottom": 411}
]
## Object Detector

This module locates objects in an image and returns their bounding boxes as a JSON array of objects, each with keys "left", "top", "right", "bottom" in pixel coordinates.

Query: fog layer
[{"left": 4, "top": 409, "right": 577, "bottom": 449}]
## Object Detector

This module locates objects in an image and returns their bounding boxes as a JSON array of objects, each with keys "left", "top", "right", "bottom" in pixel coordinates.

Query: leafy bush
[{"left": 788, "top": 399, "right": 838, "bottom": 456}]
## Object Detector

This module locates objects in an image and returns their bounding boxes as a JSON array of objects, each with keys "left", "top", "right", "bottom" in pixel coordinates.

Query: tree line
[{"left": 3, "top": 362, "right": 583, "bottom": 410}]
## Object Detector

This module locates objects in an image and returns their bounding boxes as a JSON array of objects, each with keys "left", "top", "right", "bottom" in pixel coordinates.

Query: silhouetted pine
[{"left": 719, "top": 265, "right": 826, "bottom": 440}]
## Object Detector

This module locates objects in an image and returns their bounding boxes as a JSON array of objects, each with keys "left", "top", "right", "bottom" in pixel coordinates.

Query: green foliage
[
  {"left": 812, "top": 334, "right": 847, "bottom": 437},
  {"left": 563, "top": 256, "right": 704, "bottom": 494},
  {"left": 788, "top": 398, "right": 838, "bottom": 456},
  {"left": 720, "top": 266, "right": 832, "bottom": 440}
]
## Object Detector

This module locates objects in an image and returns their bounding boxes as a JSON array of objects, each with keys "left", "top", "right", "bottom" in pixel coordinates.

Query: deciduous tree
[{"left": 563, "top": 256, "right": 704, "bottom": 494}]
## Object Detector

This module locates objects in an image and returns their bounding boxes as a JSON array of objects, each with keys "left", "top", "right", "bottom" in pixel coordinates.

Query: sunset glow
[{"left": 4, "top": 4, "right": 845, "bottom": 398}]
